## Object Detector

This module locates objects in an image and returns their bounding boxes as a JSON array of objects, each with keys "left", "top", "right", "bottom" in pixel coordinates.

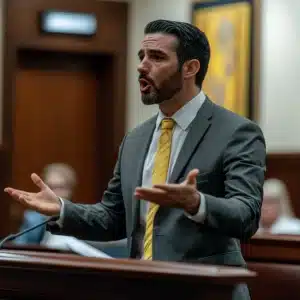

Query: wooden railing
[{"left": 243, "top": 234, "right": 300, "bottom": 299}]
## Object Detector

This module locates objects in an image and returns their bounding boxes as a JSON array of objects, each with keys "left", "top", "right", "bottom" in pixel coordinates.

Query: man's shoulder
[
  {"left": 125, "top": 114, "right": 157, "bottom": 139},
  {"left": 208, "top": 98, "right": 261, "bottom": 132}
]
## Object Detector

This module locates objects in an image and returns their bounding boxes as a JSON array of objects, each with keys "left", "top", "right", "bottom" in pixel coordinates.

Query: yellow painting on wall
[{"left": 193, "top": 1, "right": 252, "bottom": 117}]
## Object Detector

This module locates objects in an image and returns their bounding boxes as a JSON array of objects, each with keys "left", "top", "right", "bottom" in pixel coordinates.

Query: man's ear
[{"left": 183, "top": 59, "right": 200, "bottom": 80}]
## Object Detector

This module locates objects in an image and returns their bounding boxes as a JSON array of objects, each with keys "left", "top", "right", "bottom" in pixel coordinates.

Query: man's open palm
[{"left": 4, "top": 173, "right": 61, "bottom": 216}]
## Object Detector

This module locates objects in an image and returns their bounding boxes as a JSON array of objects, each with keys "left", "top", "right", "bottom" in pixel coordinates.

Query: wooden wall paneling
[
  {"left": 1, "top": 0, "right": 128, "bottom": 235},
  {"left": 266, "top": 153, "right": 300, "bottom": 218}
]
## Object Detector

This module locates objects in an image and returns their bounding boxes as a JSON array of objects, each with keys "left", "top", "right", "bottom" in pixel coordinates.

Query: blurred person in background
[
  {"left": 258, "top": 178, "right": 300, "bottom": 235},
  {"left": 14, "top": 163, "right": 77, "bottom": 245}
]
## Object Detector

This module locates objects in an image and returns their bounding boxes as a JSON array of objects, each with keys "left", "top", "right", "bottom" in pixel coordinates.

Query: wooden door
[
  {"left": 12, "top": 51, "right": 102, "bottom": 226},
  {"left": 0, "top": 0, "right": 127, "bottom": 237}
]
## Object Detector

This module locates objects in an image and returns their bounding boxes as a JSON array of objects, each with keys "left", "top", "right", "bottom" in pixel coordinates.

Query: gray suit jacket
[{"left": 51, "top": 98, "right": 265, "bottom": 298}]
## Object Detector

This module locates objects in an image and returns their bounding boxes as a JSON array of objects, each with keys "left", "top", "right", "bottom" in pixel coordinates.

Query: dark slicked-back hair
[{"left": 144, "top": 19, "right": 210, "bottom": 89}]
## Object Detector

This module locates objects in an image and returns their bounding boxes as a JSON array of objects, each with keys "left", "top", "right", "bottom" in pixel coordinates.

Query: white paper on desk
[
  {"left": 42, "top": 233, "right": 113, "bottom": 259},
  {"left": 65, "top": 236, "right": 113, "bottom": 259}
]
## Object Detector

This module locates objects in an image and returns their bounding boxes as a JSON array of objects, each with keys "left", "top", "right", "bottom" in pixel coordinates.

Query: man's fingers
[
  {"left": 9, "top": 192, "right": 31, "bottom": 207},
  {"left": 186, "top": 168, "right": 199, "bottom": 185},
  {"left": 4, "top": 187, "right": 31, "bottom": 197},
  {"left": 4, "top": 187, "right": 17, "bottom": 195},
  {"left": 18, "top": 194, "right": 39, "bottom": 210},
  {"left": 9, "top": 191, "right": 24, "bottom": 203},
  {"left": 4, "top": 184, "right": 41, "bottom": 210},
  {"left": 4, "top": 187, "right": 16, "bottom": 196},
  {"left": 31, "top": 173, "right": 48, "bottom": 191},
  {"left": 153, "top": 183, "right": 183, "bottom": 193},
  {"left": 135, "top": 187, "right": 166, "bottom": 196},
  {"left": 134, "top": 187, "right": 168, "bottom": 201}
]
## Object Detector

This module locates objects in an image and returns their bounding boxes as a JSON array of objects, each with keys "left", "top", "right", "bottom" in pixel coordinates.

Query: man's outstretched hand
[
  {"left": 134, "top": 168, "right": 201, "bottom": 215},
  {"left": 4, "top": 173, "right": 62, "bottom": 216}
]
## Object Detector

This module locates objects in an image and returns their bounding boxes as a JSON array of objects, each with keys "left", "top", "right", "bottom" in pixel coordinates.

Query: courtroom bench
[{"left": 242, "top": 234, "right": 300, "bottom": 300}]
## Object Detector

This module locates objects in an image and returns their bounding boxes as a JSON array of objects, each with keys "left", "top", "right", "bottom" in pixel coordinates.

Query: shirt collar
[{"left": 155, "top": 90, "right": 206, "bottom": 131}]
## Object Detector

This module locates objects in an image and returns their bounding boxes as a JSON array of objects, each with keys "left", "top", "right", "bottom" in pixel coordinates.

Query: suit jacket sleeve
[
  {"left": 48, "top": 137, "right": 127, "bottom": 242},
  {"left": 203, "top": 121, "right": 266, "bottom": 241}
]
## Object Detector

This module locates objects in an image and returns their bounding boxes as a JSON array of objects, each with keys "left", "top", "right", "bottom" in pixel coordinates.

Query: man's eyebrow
[
  {"left": 137, "top": 48, "right": 168, "bottom": 58},
  {"left": 148, "top": 49, "right": 167, "bottom": 55}
]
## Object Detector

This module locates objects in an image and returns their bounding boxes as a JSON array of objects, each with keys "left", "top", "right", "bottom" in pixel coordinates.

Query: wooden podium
[{"left": 0, "top": 246, "right": 255, "bottom": 300}]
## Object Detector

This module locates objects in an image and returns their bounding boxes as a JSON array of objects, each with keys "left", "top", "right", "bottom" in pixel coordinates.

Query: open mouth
[{"left": 139, "top": 78, "right": 152, "bottom": 93}]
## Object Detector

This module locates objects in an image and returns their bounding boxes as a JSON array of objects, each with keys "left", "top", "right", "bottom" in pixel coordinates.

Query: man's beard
[{"left": 141, "top": 70, "right": 183, "bottom": 105}]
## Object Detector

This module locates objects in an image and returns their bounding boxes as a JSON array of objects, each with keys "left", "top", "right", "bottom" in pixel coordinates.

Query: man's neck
[{"left": 159, "top": 86, "right": 200, "bottom": 117}]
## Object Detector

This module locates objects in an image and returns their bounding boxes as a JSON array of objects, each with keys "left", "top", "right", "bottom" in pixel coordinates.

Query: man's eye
[{"left": 152, "top": 55, "right": 164, "bottom": 60}]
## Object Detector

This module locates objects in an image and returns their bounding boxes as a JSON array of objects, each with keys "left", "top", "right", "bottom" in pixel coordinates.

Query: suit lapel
[{"left": 169, "top": 98, "right": 214, "bottom": 183}]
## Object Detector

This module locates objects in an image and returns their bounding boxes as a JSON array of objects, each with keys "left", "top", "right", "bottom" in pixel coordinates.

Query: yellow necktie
[{"left": 143, "top": 118, "right": 175, "bottom": 260}]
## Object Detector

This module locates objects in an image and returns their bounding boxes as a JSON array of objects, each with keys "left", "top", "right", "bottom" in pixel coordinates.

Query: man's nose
[{"left": 137, "top": 58, "right": 150, "bottom": 74}]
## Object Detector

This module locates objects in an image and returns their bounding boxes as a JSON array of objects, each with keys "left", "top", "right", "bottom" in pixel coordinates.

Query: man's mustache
[{"left": 138, "top": 74, "right": 155, "bottom": 86}]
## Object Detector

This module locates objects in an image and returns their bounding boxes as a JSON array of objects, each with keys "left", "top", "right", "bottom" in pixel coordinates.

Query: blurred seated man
[
  {"left": 258, "top": 178, "right": 300, "bottom": 235},
  {"left": 14, "top": 163, "right": 77, "bottom": 245}
]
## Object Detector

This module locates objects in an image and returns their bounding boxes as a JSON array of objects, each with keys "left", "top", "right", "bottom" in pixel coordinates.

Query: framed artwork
[{"left": 192, "top": 0, "right": 258, "bottom": 119}]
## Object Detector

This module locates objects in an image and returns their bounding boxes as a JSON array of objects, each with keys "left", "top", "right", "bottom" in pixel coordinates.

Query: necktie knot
[{"left": 161, "top": 118, "right": 175, "bottom": 130}]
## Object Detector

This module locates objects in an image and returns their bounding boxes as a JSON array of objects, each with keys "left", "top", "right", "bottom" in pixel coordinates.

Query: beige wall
[{"left": 259, "top": 0, "right": 300, "bottom": 152}]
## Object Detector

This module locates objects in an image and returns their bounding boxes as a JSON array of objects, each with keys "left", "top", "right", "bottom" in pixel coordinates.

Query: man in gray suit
[{"left": 5, "top": 20, "right": 265, "bottom": 299}]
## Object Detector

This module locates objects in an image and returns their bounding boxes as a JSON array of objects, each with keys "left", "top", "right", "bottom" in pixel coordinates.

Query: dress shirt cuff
[
  {"left": 184, "top": 192, "right": 206, "bottom": 223},
  {"left": 48, "top": 197, "right": 65, "bottom": 228}
]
